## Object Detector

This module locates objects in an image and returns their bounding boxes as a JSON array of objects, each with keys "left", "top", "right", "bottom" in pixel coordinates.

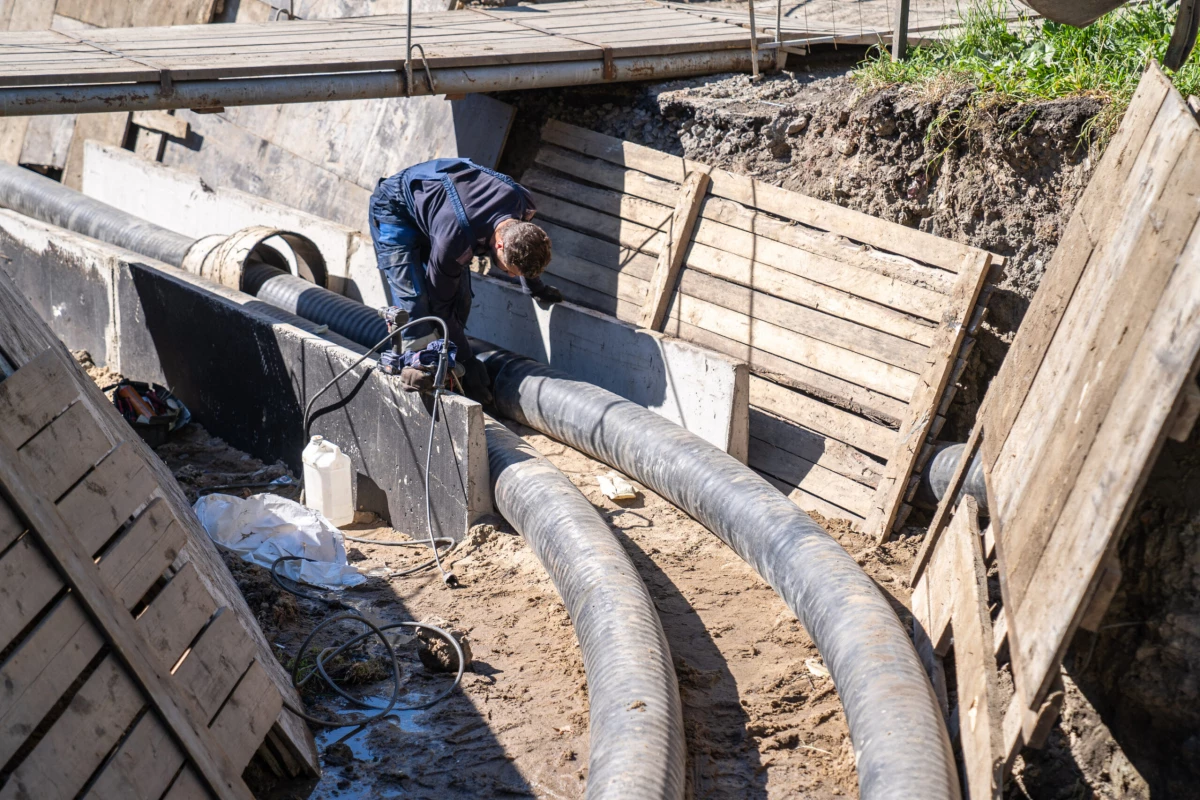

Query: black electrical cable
[
  {"left": 299, "top": 313, "right": 457, "bottom": 584},
  {"left": 341, "top": 534, "right": 456, "bottom": 578},
  {"left": 269, "top": 565, "right": 467, "bottom": 731}
]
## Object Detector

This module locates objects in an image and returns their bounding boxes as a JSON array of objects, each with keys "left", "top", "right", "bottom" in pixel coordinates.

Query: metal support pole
[
  {"left": 775, "top": 0, "right": 782, "bottom": 43},
  {"left": 748, "top": 1, "right": 760, "bottom": 79},
  {"left": 891, "top": 0, "right": 910, "bottom": 60},
  {"left": 405, "top": 0, "right": 414, "bottom": 95}
]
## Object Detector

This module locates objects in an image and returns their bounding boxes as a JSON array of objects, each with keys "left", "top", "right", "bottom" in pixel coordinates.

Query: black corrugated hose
[
  {"left": 0, "top": 162, "right": 195, "bottom": 265},
  {"left": 485, "top": 416, "right": 685, "bottom": 800},
  {"left": 480, "top": 348, "right": 960, "bottom": 800},
  {"left": 919, "top": 442, "right": 989, "bottom": 513},
  {"left": 242, "top": 263, "right": 390, "bottom": 348}
]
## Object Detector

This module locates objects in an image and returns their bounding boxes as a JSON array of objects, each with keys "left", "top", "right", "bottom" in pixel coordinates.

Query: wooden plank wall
[
  {"left": 0, "top": 0, "right": 219, "bottom": 185},
  {"left": 524, "top": 119, "right": 993, "bottom": 532},
  {"left": 0, "top": 357, "right": 272, "bottom": 798},
  {"left": 0, "top": 270, "right": 319, "bottom": 792},
  {"left": 908, "top": 63, "right": 1200, "bottom": 798}
]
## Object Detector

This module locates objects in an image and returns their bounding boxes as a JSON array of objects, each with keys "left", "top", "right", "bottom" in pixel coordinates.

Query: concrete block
[
  {"left": 470, "top": 274, "right": 750, "bottom": 460},
  {"left": 0, "top": 210, "right": 490, "bottom": 540}
]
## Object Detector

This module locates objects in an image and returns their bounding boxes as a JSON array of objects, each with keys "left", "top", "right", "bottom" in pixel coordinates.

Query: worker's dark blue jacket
[{"left": 369, "top": 158, "right": 545, "bottom": 355}]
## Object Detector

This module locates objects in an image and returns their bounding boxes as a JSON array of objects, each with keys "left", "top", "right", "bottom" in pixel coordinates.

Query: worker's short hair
[{"left": 501, "top": 221, "right": 552, "bottom": 279}]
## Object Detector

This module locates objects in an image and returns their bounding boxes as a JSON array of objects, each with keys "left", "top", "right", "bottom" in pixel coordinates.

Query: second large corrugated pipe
[
  {"left": 482, "top": 349, "right": 960, "bottom": 800},
  {"left": 484, "top": 416, "right": 685, "bottom": 800}
]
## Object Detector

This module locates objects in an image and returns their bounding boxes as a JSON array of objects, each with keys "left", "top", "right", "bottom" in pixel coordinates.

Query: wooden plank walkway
[
  {"left": 668, "top": 0, "right": 1035, "bottom": 49},
  {"left": 0, "top": 0, "right": 777, "bottom": 115}
]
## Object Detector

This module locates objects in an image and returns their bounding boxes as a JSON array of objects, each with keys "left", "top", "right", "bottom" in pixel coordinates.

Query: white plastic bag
[{"left": 193, "top": 493, "right": 365, "bottom": 589}]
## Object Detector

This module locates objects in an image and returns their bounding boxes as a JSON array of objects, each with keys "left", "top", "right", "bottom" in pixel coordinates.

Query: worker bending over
[{"left": 370, "top": 158, "right": 561, "bottom": 402}]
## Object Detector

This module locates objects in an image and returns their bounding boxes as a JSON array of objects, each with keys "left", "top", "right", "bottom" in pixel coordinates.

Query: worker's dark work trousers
[{"left": 368, "top": 184, "right": 472, "bottom": 351}]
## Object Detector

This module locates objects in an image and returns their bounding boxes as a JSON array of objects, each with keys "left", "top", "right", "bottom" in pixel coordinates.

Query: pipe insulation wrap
[
  {"left": 485, "top": 417, "right": 685, "bottom": 800},
  {"left": 0, "top": 162, "right": 194, "bottom": 265},
  {"left": 242, "top": 264, "right": 389, "bottom": 348},
  {"left": 0, "top": 166, "right": 387, "bottom": 350},
  {"left": 482, "top": 351, "right": 960, "bottom": 800}
]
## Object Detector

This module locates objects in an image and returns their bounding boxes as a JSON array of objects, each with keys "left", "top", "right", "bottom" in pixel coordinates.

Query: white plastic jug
[{"left": 302, "top": 436, "right": 354, "bottom": 528}]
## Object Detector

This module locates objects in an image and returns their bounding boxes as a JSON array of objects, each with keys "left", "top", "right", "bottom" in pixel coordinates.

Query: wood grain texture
[
  {"left": 18, "top": 400, "right": 113, "bottom": 501},
  {"left": 979, "top": 68, "right": 1171, "bottom": 473},
  {"left": 57, "top": 441, "right": 157, "bottom": 557},
  {"left": 669, "top": 319, "right": 909, "bottom": 424},
  {"left": 0, "top": 348, "right": 76, "bottom": 447},
  {"left": 866, "top": 250, "right": 991, "bottom": 542},
  {"left": 85, "top": 711, "right": 186, "bottom": 800},
  {"left": 642, "top": 169, "right": 710, "bottom": 329},
  {"left": 541, "top": 118, "right": 991, "bottom": 271},
  {"left": 0, "top": 273, "right": 317, "bottom": 775},
  {"left": 0, "top": 597, "right": 103, "bottom": 767},
  {"left": 0, "top": 534, "right": 63, "bottom": 653},
  {"left": 1009, "top": 174, "right": 1200, "bottom": 710},
  {"left": 0, "top": 656, "right": 143, "bottom": 800},
  {"left": 750, "top": 375, "right": 896, "bottom": 459},
  {"left": 530, "top": 117, "right": 991, "bottom": 528},
  {"left": 1001, "top": 125, "right": 1200, "bottom": 609},
  {"left": 0, "top": 429, "right": 252, "bottom": 799}
]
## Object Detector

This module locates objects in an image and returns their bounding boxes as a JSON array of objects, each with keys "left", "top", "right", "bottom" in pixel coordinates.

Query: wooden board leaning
[
  {"left": 908, "top": 62, "right": 1200, "bottom": 798},
  {"left": 0, "top": 270, "right": 316, "bottom": 799},
  {"left": 528, "top": 119, "right": 995, "bottom": 530}
]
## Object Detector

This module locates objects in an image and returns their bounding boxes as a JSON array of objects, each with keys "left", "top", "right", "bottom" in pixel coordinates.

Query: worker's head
[{"left": 492, "top": 219, "right": 552, "bottom": 280}]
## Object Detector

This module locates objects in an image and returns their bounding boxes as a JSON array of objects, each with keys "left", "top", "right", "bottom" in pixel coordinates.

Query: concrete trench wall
[
  {"left": 0, "top": 208, "right": 491, "bottom": 540},
  {"left": 81, "top": 143, "right": 752, "bottom": 457}
]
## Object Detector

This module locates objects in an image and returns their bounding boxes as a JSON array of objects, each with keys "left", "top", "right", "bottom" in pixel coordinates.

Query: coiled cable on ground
[{"left": 268, "top": 558, "right": 465, "bottom": 736}]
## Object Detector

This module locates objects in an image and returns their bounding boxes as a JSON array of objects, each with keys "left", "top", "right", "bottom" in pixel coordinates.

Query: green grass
[{"left": 855, "top": 1, "right": 1200, "bottom": 138}]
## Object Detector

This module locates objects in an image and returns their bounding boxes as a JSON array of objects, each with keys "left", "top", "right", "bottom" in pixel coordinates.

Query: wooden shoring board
[
  {"left": 908, "top": 63, "right": 1200, "bottom": 792},
  {"left": 532, "top": 118, "right": 993, "bottom": 529},
  {"left": 540, "top": 118, "right": 997, "bottom": 273},
  {"left": 911, "top": 496, "right": 1003, "bottom": 800},
  {"left": 0, "top": 271, "right": 316, "bottom": 774},
  {"left": 0, "top": 355, "right": 252, "bottom": 800},
  {"left": 866, "top": 248, "right": 991, "bottom": 542},
  {"left": 0, "top": 274, "right": 316, "bottom": 796}
]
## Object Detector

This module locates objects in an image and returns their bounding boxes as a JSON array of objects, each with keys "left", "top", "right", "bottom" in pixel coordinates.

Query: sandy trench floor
[{"left": 146, "top": 413, "right": 921, "bottom": 800}]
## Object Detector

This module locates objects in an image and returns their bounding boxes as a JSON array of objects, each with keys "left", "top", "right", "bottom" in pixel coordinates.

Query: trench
[{"left": 0, "top": 162, "right": 955, "bottom": 798}]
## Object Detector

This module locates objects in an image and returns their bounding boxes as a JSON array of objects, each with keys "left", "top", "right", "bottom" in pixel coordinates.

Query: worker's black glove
[
  {"left": 530, "top": 283, "right": 563, "bottom": 306},
  {"left": 458, "top": 356, "right": 493, "bottom": 406},
  {"left": 400, "top": 366, "right": 434, "bottom": 394}
]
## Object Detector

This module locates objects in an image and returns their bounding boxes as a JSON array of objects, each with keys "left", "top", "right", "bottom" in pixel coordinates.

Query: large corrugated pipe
[
  {"left": 243, "top": 263, "right": 388, "bottom": 348},
  {"left": 918, "top": 442, "right": 989, "bottom": 514},
  {"left": 485, "top": 416, "right": 685, "bottom": 800},
  {"left": 480, "top": 349, "right": 960, "bottom": 800},
  {"left": 0, "top": 163, "right": 391, "bottom": 348}
]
